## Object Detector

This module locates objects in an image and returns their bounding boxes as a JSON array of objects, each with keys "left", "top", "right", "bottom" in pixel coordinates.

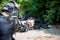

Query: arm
[{"left": 1, "top": 11, "right": 9, "bottom": 17}]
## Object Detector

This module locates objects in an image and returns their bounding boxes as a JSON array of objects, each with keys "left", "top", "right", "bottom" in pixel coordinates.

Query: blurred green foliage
[{"left": 0, "top": 0, "right": 60, "bottom": 24}]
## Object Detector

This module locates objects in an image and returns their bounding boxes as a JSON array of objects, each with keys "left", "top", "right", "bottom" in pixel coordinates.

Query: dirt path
[{"left": 13, "top": 26, "right": 60, "bottom": 40}]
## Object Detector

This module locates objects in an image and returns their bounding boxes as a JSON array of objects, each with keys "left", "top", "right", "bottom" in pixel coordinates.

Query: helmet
[
  {"left": 7, "top": 1, "right": 15, "bottom": 8},
  {"left": 2, "top": 1, "right": 19, "bottom": 16}
]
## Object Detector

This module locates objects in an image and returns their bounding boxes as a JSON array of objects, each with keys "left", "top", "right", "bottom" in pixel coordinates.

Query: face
[{"left": 1, "top": 11, "right": 9, "bottom": 17}]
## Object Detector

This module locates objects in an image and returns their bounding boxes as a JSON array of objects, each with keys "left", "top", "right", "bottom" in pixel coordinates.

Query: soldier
[{"left": 0, "top": 1, "right": 20, "bottom": 40}]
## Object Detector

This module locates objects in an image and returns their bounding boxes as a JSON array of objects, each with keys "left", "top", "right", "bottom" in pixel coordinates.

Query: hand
[{"left": 1, "top": 11, "right": 9, "bottom": 17}]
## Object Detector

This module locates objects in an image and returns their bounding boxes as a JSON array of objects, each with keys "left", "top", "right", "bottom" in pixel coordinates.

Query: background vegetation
[{"left": 0, "top": 0, "right": 60, "bottom": 24}]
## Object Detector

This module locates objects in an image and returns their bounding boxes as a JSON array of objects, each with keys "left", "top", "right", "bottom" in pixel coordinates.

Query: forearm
[{"left": 1, "top": 11, "right": 9, "bottom": 17}]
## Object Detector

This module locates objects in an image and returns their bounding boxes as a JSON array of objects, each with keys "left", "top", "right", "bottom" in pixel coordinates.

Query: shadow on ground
[{"left": 43, "top": 25, "right": 60, "bottom": 36}]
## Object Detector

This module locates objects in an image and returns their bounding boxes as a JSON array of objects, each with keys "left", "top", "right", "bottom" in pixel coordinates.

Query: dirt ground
[
  {"left": 35, "top": 35, "right": 60, "bottom": 40},
  {"left": 13, "top": 25, "right": 60, "bottom": 40}
]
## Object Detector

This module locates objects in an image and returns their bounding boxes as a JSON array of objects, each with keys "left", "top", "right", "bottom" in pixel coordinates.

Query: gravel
[{"left": 13, "top": 27, "right": 60, "bottom": 40}]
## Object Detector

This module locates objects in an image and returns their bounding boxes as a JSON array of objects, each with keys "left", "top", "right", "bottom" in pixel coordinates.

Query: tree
[{"left": 0, "top": 0, "right": 60, "bottom": 24}]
